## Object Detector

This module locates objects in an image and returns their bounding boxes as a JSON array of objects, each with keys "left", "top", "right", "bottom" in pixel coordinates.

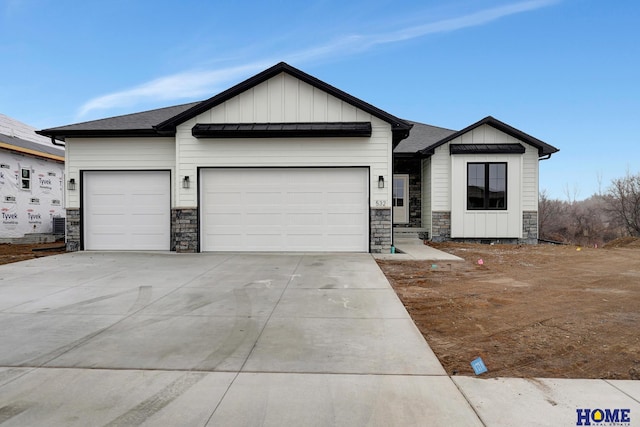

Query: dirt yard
[
  {"left": 0, "top": 242, "right": 66, "bottom": 265},
  {"left": 377, "top": 239, "right": 640, "bottom": 380}
]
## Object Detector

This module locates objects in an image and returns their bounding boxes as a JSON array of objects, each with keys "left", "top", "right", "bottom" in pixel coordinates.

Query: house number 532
[{"left": 375, "top": 200, "right": 387, "bottom": 207}]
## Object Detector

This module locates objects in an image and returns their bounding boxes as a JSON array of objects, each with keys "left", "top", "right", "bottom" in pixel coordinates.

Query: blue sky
[{"left": 2, "top": 0, "right": 638, "bottom": 200}]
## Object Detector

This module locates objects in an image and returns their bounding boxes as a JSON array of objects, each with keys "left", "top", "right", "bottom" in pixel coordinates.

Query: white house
[
  {"left": 0, "top": 114, "right": 65, "bottom": 240},
  {"left": 39, "top": 62, "right": 557, "bottom": 253},
  {"left": 394, "top": 116, "right": 558, "bottom": 243},
  {"left": 39, "top": 62, "right": 411, "bottom": 253}
]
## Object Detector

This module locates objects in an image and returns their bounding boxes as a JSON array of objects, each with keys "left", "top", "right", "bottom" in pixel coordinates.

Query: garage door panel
[
  {"left": 201, "top": 168, "right": 368, "bottom": 252},
  {"left": 84, "top": 171, "right": 170, "bottom": 250}
]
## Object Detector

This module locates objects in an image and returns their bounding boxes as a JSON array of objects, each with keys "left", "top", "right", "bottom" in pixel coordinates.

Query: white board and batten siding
[
  {"left": 430, "top": 124, "right": 540, "bottom": 239},
  {"left": 174, "top": 72, "right": 392, "bottom": 209}
]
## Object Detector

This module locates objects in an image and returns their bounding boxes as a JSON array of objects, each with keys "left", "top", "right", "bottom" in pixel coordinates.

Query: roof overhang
[
  {"left": 0, "top": 141, "right": 64, "bottom": 162},
  {"left": 192, "top": 122, "right": 372, "bottom": 139},
  {"left": 418, "top": 116, "right": 559, "bottom": 157},
  {"left": 35, "top": 129, "right": 159, "bottom": 141}
]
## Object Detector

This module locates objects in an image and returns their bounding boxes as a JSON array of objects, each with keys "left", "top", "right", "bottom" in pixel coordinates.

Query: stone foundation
[
  {"left": 65, "top": 208, "right": 80, "bottom": 252},
  {"left": 431, "top": 211, "right": 451, "bottom": 242},
  {"left": 172, "top": 208, "right": 198, "bottom": 253},
  {"left": 370, "top": 208, "right": 392, "bottom": 253}
]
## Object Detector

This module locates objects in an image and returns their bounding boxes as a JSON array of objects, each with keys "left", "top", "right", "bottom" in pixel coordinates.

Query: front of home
[{"left": 39, "top": 62, "right": 558, "bottom": 253}]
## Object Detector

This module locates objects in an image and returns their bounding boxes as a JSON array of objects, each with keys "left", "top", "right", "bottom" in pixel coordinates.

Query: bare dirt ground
[
  {"left": 0, "top": 242, "right": 66, "bottom": 265},
  {"left": 377, "top": 238, "right": 640, "bottom": 380}
]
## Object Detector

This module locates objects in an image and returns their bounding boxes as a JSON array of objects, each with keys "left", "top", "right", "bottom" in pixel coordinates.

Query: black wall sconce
[
  {"left": 378, "top": 175, "right": 385, "bottom": 189},
  {"left": 67, "top": 178, "right": 76, "bottom": 190},
  {"left": 182, "top": 176, "right": 190, "bottom": 189}
]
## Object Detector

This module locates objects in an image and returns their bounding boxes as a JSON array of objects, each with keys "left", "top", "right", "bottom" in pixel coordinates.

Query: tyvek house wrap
[{"left": 0, "top": 150, "right": 65, "bottom": 238}]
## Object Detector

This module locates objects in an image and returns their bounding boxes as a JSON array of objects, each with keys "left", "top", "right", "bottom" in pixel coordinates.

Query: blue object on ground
[{"left": 471, "top": 357, "right": 488, "bottom": 375}]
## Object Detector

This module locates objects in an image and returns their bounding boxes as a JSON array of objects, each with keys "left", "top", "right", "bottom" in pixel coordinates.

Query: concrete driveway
[{"left": 0, "top": 252, "right": 482, "bottom": 426}]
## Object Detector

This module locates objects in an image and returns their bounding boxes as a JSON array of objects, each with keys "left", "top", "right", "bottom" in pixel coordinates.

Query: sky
[{"left": 1, "top": 0, "right": 638, "bottom": 200}]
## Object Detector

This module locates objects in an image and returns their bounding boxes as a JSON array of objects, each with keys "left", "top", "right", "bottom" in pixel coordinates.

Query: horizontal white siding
[
  {"left": 175, "top": 72, "right": 392, "bottom": 208},
  {"left": 521, "top": 145, "right": 539, "bottom": 211},
  {"left": 65, "top": 138, "right": 175, "bottom": 209},
  {"left": 430, "top": 145, "right": 451, "bottom": 211},
  {"left": 421, "top": 157, "right": 432, "bottom": 234}
]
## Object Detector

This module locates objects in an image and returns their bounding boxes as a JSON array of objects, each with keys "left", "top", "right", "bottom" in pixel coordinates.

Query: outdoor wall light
[
  {"left": 378, "top": 175, "right": 385, "bottom": 189},
  {"left": 182, "top": 176, "right": 190, "bottom": 189},
  {"left": 67, "top": 178, "right": 76, "bottom": 191}
]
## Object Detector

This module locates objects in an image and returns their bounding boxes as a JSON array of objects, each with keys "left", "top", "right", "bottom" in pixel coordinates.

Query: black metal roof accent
[
  {"left": 450, "top": 143, "right": 526, "bottom": 155},
  {"left": 192, "top": 122, "right": 372, "bottom": 139},
  {"left": 418, "top": 116, "right": 559, "bottom": 157},
  {"left": 156, "top": 62, "right": 412, "bottom": 144}
]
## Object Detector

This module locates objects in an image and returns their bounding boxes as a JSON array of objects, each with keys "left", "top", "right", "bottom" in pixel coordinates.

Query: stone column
[
  {"left": 370, "top": 208, "right": 392, "bottom": 253},
  {"left": 65, "top": 208, "right": 80, "bottom": 252},
  {"left": 521, "top": 211, "right": 538, "bottom": 244},
  {"left": 172, "top": 208, "right": 198, "bottom": 253},
  {"left": 431, "top": 211, "right": 451, "bottom": 242}
]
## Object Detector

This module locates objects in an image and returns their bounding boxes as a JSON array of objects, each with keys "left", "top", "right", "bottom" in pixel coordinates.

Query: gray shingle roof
[
  {"left": 393, "top": 121, "right": 456, "bottom": 154},
  {"left": 38, "top": 102, "right": 200, "bottom": 140}
]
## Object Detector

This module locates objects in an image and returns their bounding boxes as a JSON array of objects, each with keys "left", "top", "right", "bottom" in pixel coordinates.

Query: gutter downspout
[{"left": 50, "top": 137, "right": 65, "bottom": 147}]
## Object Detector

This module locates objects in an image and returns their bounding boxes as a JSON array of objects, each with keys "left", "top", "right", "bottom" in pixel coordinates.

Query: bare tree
[
  {"left": 539, "top": 189, "right": 564, "bottom": 240},
  {"left": 605, "top": 171, "right": 640, "bottom": 236}
]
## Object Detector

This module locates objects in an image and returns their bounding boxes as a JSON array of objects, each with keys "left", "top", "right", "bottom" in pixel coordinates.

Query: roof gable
[
  {"left": 155, "top": 62, "right": 412, "bottom": 143},
  {"left": 419, "top": 116, "right": 559, "bottom": 157}
]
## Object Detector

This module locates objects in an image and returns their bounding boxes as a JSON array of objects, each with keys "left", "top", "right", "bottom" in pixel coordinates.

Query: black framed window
[
  {"left": 20, "top": 168, "right": 31, "bottom": 190},
  {"left": 467, "top": 163, "right": 507, "bottom": 210}
]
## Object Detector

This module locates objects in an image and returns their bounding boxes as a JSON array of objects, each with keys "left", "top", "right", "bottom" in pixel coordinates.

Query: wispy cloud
[
  {"left": 77, "top": 62, "right": 273, "bottom": 118},
  {"left": 78, "top": 0, "right": 559, "bottom": 118}
]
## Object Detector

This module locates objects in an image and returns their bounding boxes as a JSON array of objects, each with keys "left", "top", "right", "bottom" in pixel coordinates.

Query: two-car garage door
[{"left": 200, "top": 168, "right": 369, "bottom": 252}]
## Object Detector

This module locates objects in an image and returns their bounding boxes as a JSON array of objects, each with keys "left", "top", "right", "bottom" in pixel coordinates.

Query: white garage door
[
  {"left": 201, "top": 168, "right": 369, "bottom": 252},
  {"left": 83, "top": 171, "right": 170, "bottom": 250}
]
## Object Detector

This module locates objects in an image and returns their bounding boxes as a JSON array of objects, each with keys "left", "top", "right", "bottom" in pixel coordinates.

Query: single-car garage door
[
  {"left": 83, "top": 171, "right": 170, "bottom": 250},
  {"left": 201, "top": 168, "right": 369, "bottom": 252}
]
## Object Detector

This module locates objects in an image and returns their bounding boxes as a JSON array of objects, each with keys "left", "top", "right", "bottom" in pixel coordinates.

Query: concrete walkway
[
  {"left": 374, "top": 237, "right": 464, "bottom": 261},
  {"left": 0, "top": 252, "right": 638, "bottom": 426}
]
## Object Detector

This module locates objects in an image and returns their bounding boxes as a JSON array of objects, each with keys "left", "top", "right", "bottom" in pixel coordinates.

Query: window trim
[{"left": 467, "top": 162, "right": 507, "bottom": 211}]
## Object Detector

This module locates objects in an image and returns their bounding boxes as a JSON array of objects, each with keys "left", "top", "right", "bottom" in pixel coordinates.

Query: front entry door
[{"left": 393, "top": 174, "right": 409, "bottom": 224}]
